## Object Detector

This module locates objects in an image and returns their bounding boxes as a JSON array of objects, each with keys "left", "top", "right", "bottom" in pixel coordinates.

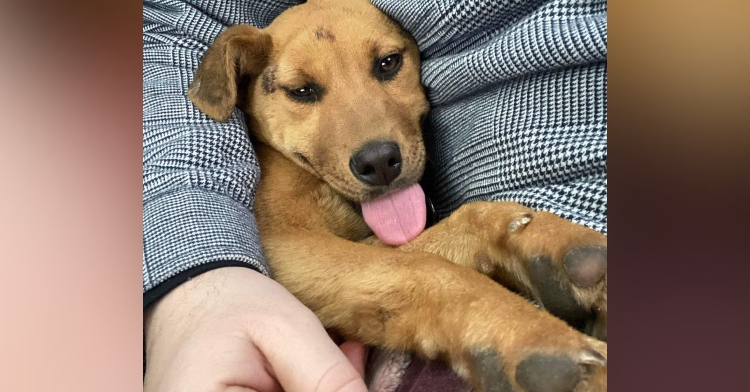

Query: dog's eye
[
  {"left": 286, "top": 85, "right": 319, "bottom": 103},
  {"left": 292, "top": 87, "right": 314, "bottom": 96},
  {"left": 375, "top": 53, "right": 403, "bottom": 81},
  {"left": 379, "top": 54, "right": 400, "bottom": 72}
]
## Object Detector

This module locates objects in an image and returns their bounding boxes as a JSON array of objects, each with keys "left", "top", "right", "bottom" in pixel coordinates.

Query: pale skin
[{"left": 144, "top": 267, "right": 369, "bottom": 392}]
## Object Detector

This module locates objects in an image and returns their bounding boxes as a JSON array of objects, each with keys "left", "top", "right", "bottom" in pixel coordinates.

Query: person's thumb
[
  {"left": 339, "top": 341, "right": 368, "bottom": 378},
  {"left": 253, "top": 310, "right": 368, "bottom": 392}
]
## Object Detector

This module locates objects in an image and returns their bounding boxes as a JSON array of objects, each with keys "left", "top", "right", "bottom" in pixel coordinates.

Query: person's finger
[
  {"left": 339, "top": 341, "right": 368, "bottom": 378},
  {"left": 253, "top": 310, "right": 368, "bottom": 392},
  {"left": 224, "top": 387, "right": 256, "bottom": 392},
  {"left": 176, "top": 333, "right": 284, "bottom": 392}
]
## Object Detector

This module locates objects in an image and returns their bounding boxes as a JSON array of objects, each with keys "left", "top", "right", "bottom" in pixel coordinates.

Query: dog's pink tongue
[{"left": 361, "top": 184, "right": 426, "bottom": 246}]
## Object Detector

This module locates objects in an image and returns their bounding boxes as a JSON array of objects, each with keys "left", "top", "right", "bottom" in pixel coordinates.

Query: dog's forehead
[
  {"left": 267, "top": 18, "right": 410, "bottom": 84},
  {"left": 267, "top": 1, "right": 408, "bottom": 52},
  {"left": 276, "top": 27, "right": 406, "bottom": 65}
]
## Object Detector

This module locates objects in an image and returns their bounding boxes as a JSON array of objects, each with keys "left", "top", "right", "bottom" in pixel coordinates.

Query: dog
[{"left": 188, "top": 0, "right": 608, "bottom": 391}]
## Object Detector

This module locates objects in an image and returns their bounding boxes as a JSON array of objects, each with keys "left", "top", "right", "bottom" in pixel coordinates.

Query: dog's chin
[
  {"left": 361, "top": 177, "right": 420, "bottom": 202},
  {"left": 324, "top": 175, "right": 422, "bottom": 204}
]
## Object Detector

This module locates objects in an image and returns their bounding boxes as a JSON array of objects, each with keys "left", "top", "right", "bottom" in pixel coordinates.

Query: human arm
[
  {"left": 142, "top": 0, "right": 293, "bottom": 306},
  {"left": 144, "top": 267, "right": 366, "bottom": 392}
]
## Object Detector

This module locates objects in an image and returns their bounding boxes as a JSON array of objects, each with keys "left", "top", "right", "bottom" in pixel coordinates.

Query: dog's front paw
[
  {"left": 463, "top": 335, "right": 607, "bottom": 392},
  {"left": 443, "top": 268, "right": 608, "bottom": 392},
  {"left": 457, "top": 202, "right": 608, "bottom": 340},
  {"left": 504, "top": 210, "right": 607, "bottom": 341},
  {"left": 526, "top": 250, "right": 607, "bottom": 341}
]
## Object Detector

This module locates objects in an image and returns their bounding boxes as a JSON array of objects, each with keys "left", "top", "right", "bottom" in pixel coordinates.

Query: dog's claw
[
  {"left": 508, "top": 213, "right": 533, "bottom": 232},
  {"left": 579, "top": 348, "right": 607, "bottom": 366}
]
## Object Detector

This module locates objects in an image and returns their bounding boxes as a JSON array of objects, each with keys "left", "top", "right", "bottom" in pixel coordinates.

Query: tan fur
[{"left": 188, "top": 1, "right": 607, "bottom": 390}]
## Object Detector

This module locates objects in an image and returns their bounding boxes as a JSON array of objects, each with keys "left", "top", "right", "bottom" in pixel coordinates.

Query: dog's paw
[
  {"left": 472, "top": 204, "right": 608, "bottom": 341},
  {"left": 466, "top": 337, "right": 607, "bottom": 392},
  {"left": 525, "top": 250, "right": 607, "bottom": 340}
]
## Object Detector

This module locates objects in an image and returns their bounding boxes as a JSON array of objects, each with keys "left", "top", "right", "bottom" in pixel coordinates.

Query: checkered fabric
[
  {"left": 143, "top": 0, "right": 607, "bottom": 300},
  {"left": 373, "top": 0, "right": 608, "bottom": 233}
]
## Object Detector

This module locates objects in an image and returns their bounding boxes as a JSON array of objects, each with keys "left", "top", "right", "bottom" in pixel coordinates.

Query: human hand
[{"left": 144, "top": 267, "right": 368, "bottom": 392}]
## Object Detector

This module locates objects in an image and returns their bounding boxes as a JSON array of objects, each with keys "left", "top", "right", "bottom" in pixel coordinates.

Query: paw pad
[
  {"left": 563, "top": 246, "right": 607, "bottom": 288},
  {"left": 528, "top": 256, "right": 590, "bottom": 326},
  {"left": 515, "top": 354, "right": 580, "bottom": 392},
  {"left": 470, "top": 350, "right": 513, "bottom": 392}
]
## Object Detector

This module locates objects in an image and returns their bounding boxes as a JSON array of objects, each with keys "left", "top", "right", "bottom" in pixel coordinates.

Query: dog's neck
[{"left": 253, "top": 142, "right": 374, "bottom": 242}]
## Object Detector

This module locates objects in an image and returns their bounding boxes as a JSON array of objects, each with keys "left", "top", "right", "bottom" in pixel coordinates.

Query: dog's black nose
[{"left": 349, "top": 141, "right": 402, "bottom": 186}]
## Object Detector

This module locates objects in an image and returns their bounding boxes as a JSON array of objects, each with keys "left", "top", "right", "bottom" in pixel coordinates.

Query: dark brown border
[{"left": 610, "top": 0, "right": 750, "bottom": 390}]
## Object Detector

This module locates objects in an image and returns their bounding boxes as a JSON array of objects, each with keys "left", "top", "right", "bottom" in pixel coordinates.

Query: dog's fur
[{"left": 188, "top": 1, "right": 608, "bottom": 391}]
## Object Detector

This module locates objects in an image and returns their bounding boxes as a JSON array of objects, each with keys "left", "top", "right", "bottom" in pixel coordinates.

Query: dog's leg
[
  {"left": 385, "top": 201, "right": 608, "bottom": 341},
  {"left": 264, "top": 232, "right": 606, "bottom": 392}
]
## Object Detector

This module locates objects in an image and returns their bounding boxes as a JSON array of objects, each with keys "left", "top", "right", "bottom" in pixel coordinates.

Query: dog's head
[{"left": 189, "top": 0, "right": 429, "bottom": 203}]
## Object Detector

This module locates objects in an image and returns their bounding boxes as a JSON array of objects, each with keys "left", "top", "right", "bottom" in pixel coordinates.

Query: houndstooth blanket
[{"left": 143, "top": 0, "right": 607, "bottom": 301}]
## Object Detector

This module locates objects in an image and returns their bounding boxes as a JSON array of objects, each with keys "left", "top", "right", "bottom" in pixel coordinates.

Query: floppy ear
[{"left": 188, "top": 25, "right": 272, "bottom": 122}]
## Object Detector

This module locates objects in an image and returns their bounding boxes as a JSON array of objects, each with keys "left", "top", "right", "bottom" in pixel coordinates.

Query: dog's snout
[{"left": 349, "top": 141, "right": 402, "bottom": 186}]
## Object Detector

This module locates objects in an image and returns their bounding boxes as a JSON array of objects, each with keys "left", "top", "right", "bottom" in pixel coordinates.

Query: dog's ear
[{"left": 188, "top": 25, "right": 272, "bottom": 122}]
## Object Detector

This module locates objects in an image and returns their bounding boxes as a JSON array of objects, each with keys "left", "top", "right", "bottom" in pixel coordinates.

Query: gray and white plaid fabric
[{"left": 143, "top": 0, "right": 607, "bottom": 296}]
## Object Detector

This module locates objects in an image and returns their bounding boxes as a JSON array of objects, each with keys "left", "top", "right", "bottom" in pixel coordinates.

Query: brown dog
[{"left": 188, "top": 0, "right": 608, "bottom": 391}]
